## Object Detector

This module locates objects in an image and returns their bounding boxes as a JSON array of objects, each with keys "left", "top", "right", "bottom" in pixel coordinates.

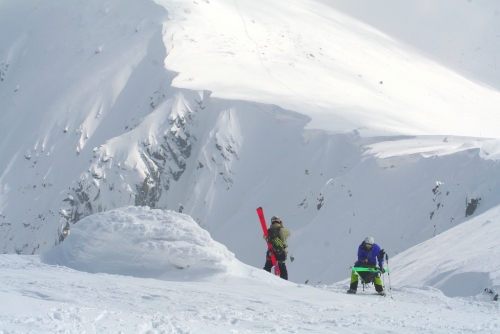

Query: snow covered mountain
[
  {"left": 320, "top": 0, "right": 500, "bottom": 92},
  {"left": 1, "top": 0, "right": 500, "bottom": 292}
]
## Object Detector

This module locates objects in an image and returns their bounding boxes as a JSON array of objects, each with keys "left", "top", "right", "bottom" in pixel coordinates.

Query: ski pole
[{"left": 385, "top": 253, "right": 393, "bottom": 299}]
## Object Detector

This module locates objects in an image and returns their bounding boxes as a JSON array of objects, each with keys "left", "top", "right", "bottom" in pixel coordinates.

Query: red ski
[{"left": 256, "top": 207, "right": 280, "bottom": 276}]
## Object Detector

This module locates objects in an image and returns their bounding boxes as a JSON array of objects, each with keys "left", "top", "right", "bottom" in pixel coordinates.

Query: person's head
[
  {"left": 364, "top": 236, "right": 374, "bottom": 249},
  {"left": 271, "top": 215, "right": 282, "bottom": 225}
]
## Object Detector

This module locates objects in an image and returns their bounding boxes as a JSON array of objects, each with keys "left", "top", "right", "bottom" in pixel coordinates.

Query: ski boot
[{"left": 375, "top": 283, "right": 385, "bottom": 296}]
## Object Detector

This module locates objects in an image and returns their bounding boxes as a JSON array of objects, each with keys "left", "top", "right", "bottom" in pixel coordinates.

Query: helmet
[
  {"left": 271, "top": 215, "right": 281, "bottom": 223},
  {"left": 365, "top": 237, "right": 375, "bottom": 245}
]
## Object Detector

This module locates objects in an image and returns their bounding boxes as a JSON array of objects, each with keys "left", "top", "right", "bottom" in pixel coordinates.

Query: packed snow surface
[{"left": 2, "top": 207, "right": 500, "bottom": 333}]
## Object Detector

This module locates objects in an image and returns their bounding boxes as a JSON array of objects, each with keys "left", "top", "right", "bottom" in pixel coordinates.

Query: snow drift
[
  {"left": 391, "top": 203, "right": 500, "bottom": 298},
  {"left": 41, "top": 206, "right": 236, "bottom": 280}
]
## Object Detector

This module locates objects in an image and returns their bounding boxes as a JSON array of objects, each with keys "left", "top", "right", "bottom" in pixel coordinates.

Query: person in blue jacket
[{"left": 347, "top": 236, "right": 386, "bottom": 295}]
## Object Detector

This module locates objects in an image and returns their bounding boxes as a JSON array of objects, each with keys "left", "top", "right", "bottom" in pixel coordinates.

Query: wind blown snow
[{"left": 42, "top": 206, "right": 236, "bottom": 280}]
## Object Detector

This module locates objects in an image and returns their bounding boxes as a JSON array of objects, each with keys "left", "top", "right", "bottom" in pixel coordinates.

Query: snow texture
[
  {"left": 1, "top": 206, "right": 499, "bottom": 333},
  {"left": 41, "top": 206, "right": 236, "bottom": 279},
  {"left": 391, "top": 203, "right": 500, "bottom": 298}
]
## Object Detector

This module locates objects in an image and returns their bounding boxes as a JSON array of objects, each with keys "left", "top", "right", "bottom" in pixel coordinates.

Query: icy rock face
[
  {"left": 60, "top": 91, "right": 207, "bottom": 230},
  {"left": 0, "top": 62, "right": 8, "bottom": 81},
  {"left": 41, "top": 206, "right": 235, "bottom": 278}
]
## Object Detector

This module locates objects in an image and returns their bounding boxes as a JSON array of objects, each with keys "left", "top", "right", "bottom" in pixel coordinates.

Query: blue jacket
[{"left": 355, "top": 242, "right": 384, "bottom": 269}]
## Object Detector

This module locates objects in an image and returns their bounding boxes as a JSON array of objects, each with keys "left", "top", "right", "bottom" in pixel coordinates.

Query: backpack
[
  {"left": 267, "top": 226, "right": 286, "bottom": 254},
  {"left": 358, "top": 271, "right": 377, "bottom": 285}
]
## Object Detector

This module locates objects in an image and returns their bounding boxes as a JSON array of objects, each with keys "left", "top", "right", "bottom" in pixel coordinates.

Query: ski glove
[
  {"left": 379, "top": 268, "right": 385, "bottom": 274},
  {"left": 379, "top": 249, "right": 385, "bottom": 259}
]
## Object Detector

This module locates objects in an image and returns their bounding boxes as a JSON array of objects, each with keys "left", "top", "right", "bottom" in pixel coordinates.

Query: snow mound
[
  {"left": 481, "top": 139, "right": 500, "bottom": 161},
  {"left": 391, "top": 204, "right": 500, "bottom": 298},
  {"left": 41, "top": 207, "right": 236, "bottom": 280}
]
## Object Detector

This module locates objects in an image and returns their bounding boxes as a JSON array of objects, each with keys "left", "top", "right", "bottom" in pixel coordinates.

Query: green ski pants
[{"left": 350, "top": 270, "right": 382, "bottom": 285}]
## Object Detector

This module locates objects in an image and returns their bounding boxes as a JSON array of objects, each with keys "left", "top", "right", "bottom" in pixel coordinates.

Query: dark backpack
[
  {"left": 267, "top": 226, "right": 286, "bottom": 254},
  {"left": 358, "top": 271, "right": 377, "bottom": 285}
]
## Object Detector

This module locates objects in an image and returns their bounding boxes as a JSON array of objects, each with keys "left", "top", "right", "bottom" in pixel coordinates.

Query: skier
[
  {"left": 347, "top": 236, "right": 386, "bottom": 295},
  {"left": 263, "top": 215, "right": 291, "bottom": 280}
]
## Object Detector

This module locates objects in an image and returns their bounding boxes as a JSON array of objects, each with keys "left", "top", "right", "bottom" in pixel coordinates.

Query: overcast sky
[{"left": 319, "top": 0, "right": 500, "bottom": 90}]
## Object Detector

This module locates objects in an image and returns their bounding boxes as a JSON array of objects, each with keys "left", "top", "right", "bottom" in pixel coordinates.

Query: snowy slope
[
  {"left": 3, "top": 255, "right": 500, "bottom": 333},
  {"left": 390, "top": 203, "right": 500, "bottom": 298},
  {"left": 0, "top": 0, "right": 173, "bottom": 252},
  {"left": 158, "top": 0, "right": 500, "bottom": 136},
  {"left": 323, "top": 0, "right": 500, "bottom": 91},
  {"left": 1, "top": 0, "right": 500, "bottom": 293},
  {"left": 1, "top": 207, "right": 499, "bottom": 333}
]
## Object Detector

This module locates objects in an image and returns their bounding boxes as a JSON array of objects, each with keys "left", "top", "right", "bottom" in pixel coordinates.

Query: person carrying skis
[
  {"left": 347, "top": 236, "right": 386, "bottom": 295},
  {"left": 263, "top": 215, "right": 291, "bottom": 280}
]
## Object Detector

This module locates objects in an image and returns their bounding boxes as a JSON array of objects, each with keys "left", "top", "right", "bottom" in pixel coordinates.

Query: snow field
[
  {"left": 2, "top": 258, "right": 498, "bottom": 333},
  {"left": 1, "top": 204, "right": 499, "bottom": 333}
]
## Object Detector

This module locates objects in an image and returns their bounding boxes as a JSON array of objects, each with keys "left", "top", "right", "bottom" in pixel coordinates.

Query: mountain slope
[
  {"left": 158, "top": 0, "right": 500, "bottom": 136},
  {"left": 390, "top": 202, "right": 500, "bottom": 297},
  {"left": 322, "top": 0, "right": 500, "bottom": 91},
  {"left": 1, "top": 0, "right": 500, "bottom": 290}
]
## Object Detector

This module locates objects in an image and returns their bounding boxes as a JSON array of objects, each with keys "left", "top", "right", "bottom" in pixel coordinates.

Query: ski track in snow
[{"left": 1, "top": 256, "right": 499, "bottom": 333}]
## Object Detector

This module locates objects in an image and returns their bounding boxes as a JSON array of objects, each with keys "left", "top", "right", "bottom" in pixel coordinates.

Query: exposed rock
[
  {"left": 465, "top": 198, "right": 480, "bottom": 217},
  {"left": 59, "top": 93, "right": 202, "bottom": 232}
]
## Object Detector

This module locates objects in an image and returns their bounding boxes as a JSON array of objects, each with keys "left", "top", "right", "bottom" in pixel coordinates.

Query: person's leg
[
  {"left": 263, "top": 260, "right": 273, "bottom": 272},
  {"left": 274, "top": 252, "right": 288, "bottom": 280},
  {"left": 263, "top": 251, "right": 273, "bottom": 272},
  {"left": 348, "top": 271, "right": 358, "bottom": 292},
  {"left": 374, "top": 275, "right": 384, "bottom": 292},
  {"left": 278, "top": 262, "right": 288, "bottom": 280}
]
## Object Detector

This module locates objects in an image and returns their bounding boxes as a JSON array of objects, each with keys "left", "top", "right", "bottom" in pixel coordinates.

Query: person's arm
[
  {"left": 357, "top": 245, "right": 366, "bottom": 263},
  {"left": 279, "top": 227, "right": 291, "bottom": 240},
  {"left": 377, "top": 247, "right": 385, "bottom": 269}
]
